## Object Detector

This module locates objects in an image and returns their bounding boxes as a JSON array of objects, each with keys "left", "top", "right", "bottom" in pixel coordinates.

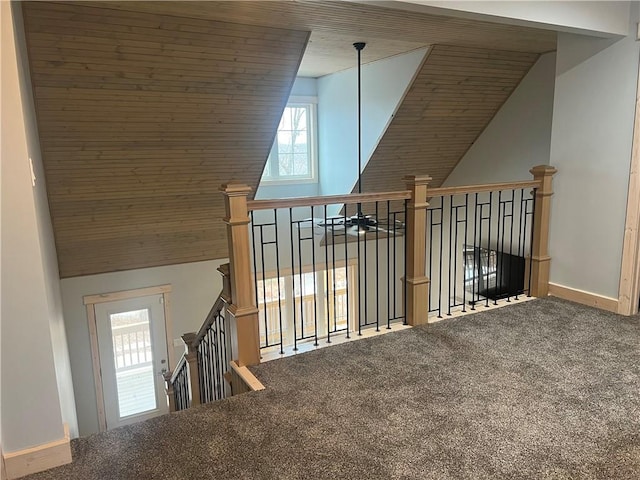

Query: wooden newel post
[
  {"left": 221, "top": 183, "right": 261, "bottom": 367},
  {"left": 181, "top": 332, "right": 201, "bottom": 406},
  {"left": 529, "top": 165, "right": 557, "bottom": 297},
  {"left": 163, "top": 371, "right": 176, "bottom": 413},
  {"left": 218, "top": 263, "right": 232, "bottom": 304},
  {"left": 405, "top": 175, "right": 432, "bottom": 325}
]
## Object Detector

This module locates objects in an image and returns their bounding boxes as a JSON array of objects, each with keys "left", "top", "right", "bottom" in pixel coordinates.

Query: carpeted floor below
[{"left": 24, "top": 297, "right": 640, "bottom": 479}]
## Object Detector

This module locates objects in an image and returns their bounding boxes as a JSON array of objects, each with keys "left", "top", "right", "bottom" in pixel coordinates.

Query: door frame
[
  {"left": 618, "top": 57, "right": 640, "bottom": 316},
  {"left": 83, "top": 284, "right": 174, "bottom": 432}
]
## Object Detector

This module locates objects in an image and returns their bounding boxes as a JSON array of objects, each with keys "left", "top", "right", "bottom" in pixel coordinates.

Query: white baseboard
[
  {"left": 548, "top": 283, "right": 619, "bottom": 313},
  {"left": 2, "top": 424, "right": 71, "bottom": 479}
]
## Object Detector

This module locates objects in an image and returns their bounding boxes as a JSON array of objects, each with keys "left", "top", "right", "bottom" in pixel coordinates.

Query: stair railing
[
  {"left": 164, "top": 265, "right": 231, "bottom": 412},
  {"left": 193, "top": 295, "right": 229, "bottom": 404},
  {"left": 165, "top": 165, "right": 557, "bottom": 412},
  {"left": 221, "top": 165, "right": 557, "bottom": 366}
]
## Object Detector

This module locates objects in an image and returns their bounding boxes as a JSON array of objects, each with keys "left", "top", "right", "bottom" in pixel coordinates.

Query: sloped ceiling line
[{"left": 23, "top": 1, "right": 310, "bottom": 277}]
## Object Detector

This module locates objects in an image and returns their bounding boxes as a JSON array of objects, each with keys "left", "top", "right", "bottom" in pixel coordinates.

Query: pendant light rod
[{"left": 354, "top": 42, "right": 366, "bottom": 196}]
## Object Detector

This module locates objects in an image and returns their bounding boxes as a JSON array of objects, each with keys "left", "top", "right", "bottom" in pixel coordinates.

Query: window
[
  {"left": 256, "top": 263, "right": 356, "bottom": 350},
  {"left": 262, "top": 99, "right": 317, "bottom": 183}
]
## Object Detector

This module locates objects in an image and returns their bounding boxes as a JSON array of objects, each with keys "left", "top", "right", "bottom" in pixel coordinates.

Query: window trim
[{"left": 261, "top": 97, "right": 319, "bottom": 185}]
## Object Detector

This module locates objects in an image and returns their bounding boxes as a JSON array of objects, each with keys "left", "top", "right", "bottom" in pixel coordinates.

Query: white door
[{"left": 95, "top": 294, "right": 169, "bottom": 429}]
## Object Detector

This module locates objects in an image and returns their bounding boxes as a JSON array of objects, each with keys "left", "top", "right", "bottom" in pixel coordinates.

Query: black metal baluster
[
  {"left": 221, "top": 311, "right": 228, "bottom": 372},
  {"left": 196, "top": 345, "right": 203, "bottom": 403},
  {"left": 331, "top": 209, "right": 337, "bottom": 335},
  {"left": 515, "top": 189, "right": 525, "bottom": 300},
  {"left": 259, "top": 224, "right": 269, "bottom": 346},
  {"left": 462, "top": 194, "right": 468, "bottom": 312},
  {"left": 428, "top": 206, "right": 434, "bottom": 313},
  {"left": 393, "top": 211, "right": 398, "bottom": 323},
  {"left": 486, "top": 191, "right": 493, "bottom": 308},
  {"left": 438, "top": 200, "right": 444, "bottom": 318},
  {"left": 324, "top": 205, "right": 331, "bottom": 343},
  {"left": 364, "top": 206, "right": 369, "bottom": 331},
  {"left": 521, "top": 191, "right": 530, "bottom": 298},
  {"left": 297, "top": 214, "right": 305, "bottom": 344},
  {"left": 214, "top": 326, "right": 222, "bottom": 400},
  {"left": 250, "top": 211, "right": 260, "bottom": 346},
  {"left": 289, "top": 208, "right": 298, "bottom": 351},
  {"left": 310, "top": 207, "right": 319, "bottom": 346},
  {"left": 495, "top": 192, "right": 503, "bottom": 305},
  {"left": 471, "top": 194, "right": 479, "bottom": 310},
  {"left": 208, "top": 331, "right": 215, "bottom": 402},
  {"left": 272, "top": 209, "right": 284, "bottom": 354},
  {"left": 448, "top": 195, "right": 454, "bottom": 316},
  {"left": 204, "top": 334, "right": 210, "bottom": 403},
  {"left": 344, "top": 206, "right": 350, "bottom": 339},
  {"left": 199, "top": 340, "right": 206, "bottom": 404},
  {"left": 527, "top": 189, "right": 537, "bottom": 297},
  {"left": 202, "top": 344, "right": 208, "bottom": 403},
  {"left": 403, "top": 199, "right": 408, "bottom": 324},
  {"left": 375, "top": 201, "right": 380, "bottom": 331},
  {"left": 387, "top": 200, "right": 392, "bottom": 329},
  {"left": 205, "top": 330, "right": 212, "bottom": 402},
  {"left": 202, "top": 339, "right": 209, "bottom": 403},
  {"left": 505, "top": 191, "right": 515, "bottom": 302},
  {"left": 357, "top": 203, "right": 362, "bottom": 336}
]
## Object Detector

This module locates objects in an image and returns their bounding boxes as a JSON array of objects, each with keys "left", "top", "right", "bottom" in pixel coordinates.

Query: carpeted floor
[{"left": 24, "top": 297, "right": 640, "bottom": 479}]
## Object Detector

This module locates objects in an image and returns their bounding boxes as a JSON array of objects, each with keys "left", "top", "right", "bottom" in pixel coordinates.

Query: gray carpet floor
[{"left": 25, "top": 297, "right": 640, "bottom": 479}]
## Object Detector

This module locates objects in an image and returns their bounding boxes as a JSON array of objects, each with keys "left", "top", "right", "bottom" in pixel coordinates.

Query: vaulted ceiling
[
  {"left": 359, "top": 44, "right": 539, "bottom": 193},
  {"left": 22, "top": 1, "right": 308, "bottom": 277},
  {"left": 21, "top": 1, "right": 556, "bottom": 277}
]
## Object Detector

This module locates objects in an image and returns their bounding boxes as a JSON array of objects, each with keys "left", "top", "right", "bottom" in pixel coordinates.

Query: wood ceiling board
[
  {"left": 23, "top": 1, "right": 309, "bottom": 278},
  {"left": 358, "top": 45, "right": 538, "bottom": 194},
  {"left": 298, "top": 31, "right": 426, "bottom": 77},
  {"left": 71, "top": 1, "right": 555, "bottom": 53},
  {"left": 66, "top": 0, "right": 555, "bottom": 79}
]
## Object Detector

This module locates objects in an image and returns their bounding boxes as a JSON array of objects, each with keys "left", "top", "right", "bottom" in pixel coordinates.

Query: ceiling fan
[{"left": 299, "top": 43, "right": 405, "bottom": 239}]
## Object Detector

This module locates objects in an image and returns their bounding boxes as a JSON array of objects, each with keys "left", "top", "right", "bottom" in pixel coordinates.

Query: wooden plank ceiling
[
  {"left": 357, "top": 45, "right": 540, "bottom": 194},
  {"left": 22, "top": 1, "right": 309, "bottom": 277},
  {"left": 22, "top": 1, "right": 555, "bottom": 278},
  {"left": 74, "top": 1, "right": 557, "bottom": 54}
]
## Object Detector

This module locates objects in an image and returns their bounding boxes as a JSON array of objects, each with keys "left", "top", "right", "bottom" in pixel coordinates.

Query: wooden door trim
[
  {"left": 85, "top": 304, "right": 107, "bottom": 432},
  {"left": 83, "top": 284, "right": 171, "bottom": 305},
  {"left": 84, "top": 285, "right": 173, "bottom": 432},
  {"left": 618, "top": 58, "right": 640, "bottom": 316}
]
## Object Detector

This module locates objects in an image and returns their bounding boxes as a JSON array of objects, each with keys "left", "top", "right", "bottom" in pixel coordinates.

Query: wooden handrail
[
  {"left": 169, "top": 354, "right": 188, "bottom": 385},
  {"left": 194, "top": 294, "right": 226, "bottom": 346},
  {"left": 248, "top": 181, "right": 541, "bottom": 212},
  {"left": 247, "top": 190, "right": 411, "bottom": 211},
  {"left": 428, "top": 180, "right": 541, "bottom": 198}
]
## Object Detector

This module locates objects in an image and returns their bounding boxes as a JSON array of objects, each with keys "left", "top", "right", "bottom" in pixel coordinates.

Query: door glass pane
[{"left": 110, "top": 309, "right": 157, "bottom": 418}]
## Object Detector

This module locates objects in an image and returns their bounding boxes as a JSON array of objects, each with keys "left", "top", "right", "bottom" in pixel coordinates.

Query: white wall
[
  {"left": 1, "top": 2, "right": 67, "bottom": 452},
  {"left": 290, "top": 77, "right": 317, "bottom": 97},
  {"left": 11, "top": 3, "right": 79, "bottom": 440},
  {"left": 444, "top": 52, "right": 557, "bottom": 186},
  {"left": 317, "top": 48, "right": 428, "bottom": 201},
  {"left": 381, "top": 1, "right": 631, "bottom": 37},
  {"left": 548, "top": 11, "right": 640, "bottom": 298},
  {"left": 61, "top": 258, "right": 227, "bottom": 436}
]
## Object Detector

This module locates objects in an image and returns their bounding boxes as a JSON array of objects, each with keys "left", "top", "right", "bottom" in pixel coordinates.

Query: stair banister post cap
[
  {"left": 404, "top": 175, "right": 432, "bottom": 185},
  {"left": 220, "top": 183, "right": 252, "bottom": 195},
  {"left": 529, "top": 165, "right": 557, "bottom": 176}
]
